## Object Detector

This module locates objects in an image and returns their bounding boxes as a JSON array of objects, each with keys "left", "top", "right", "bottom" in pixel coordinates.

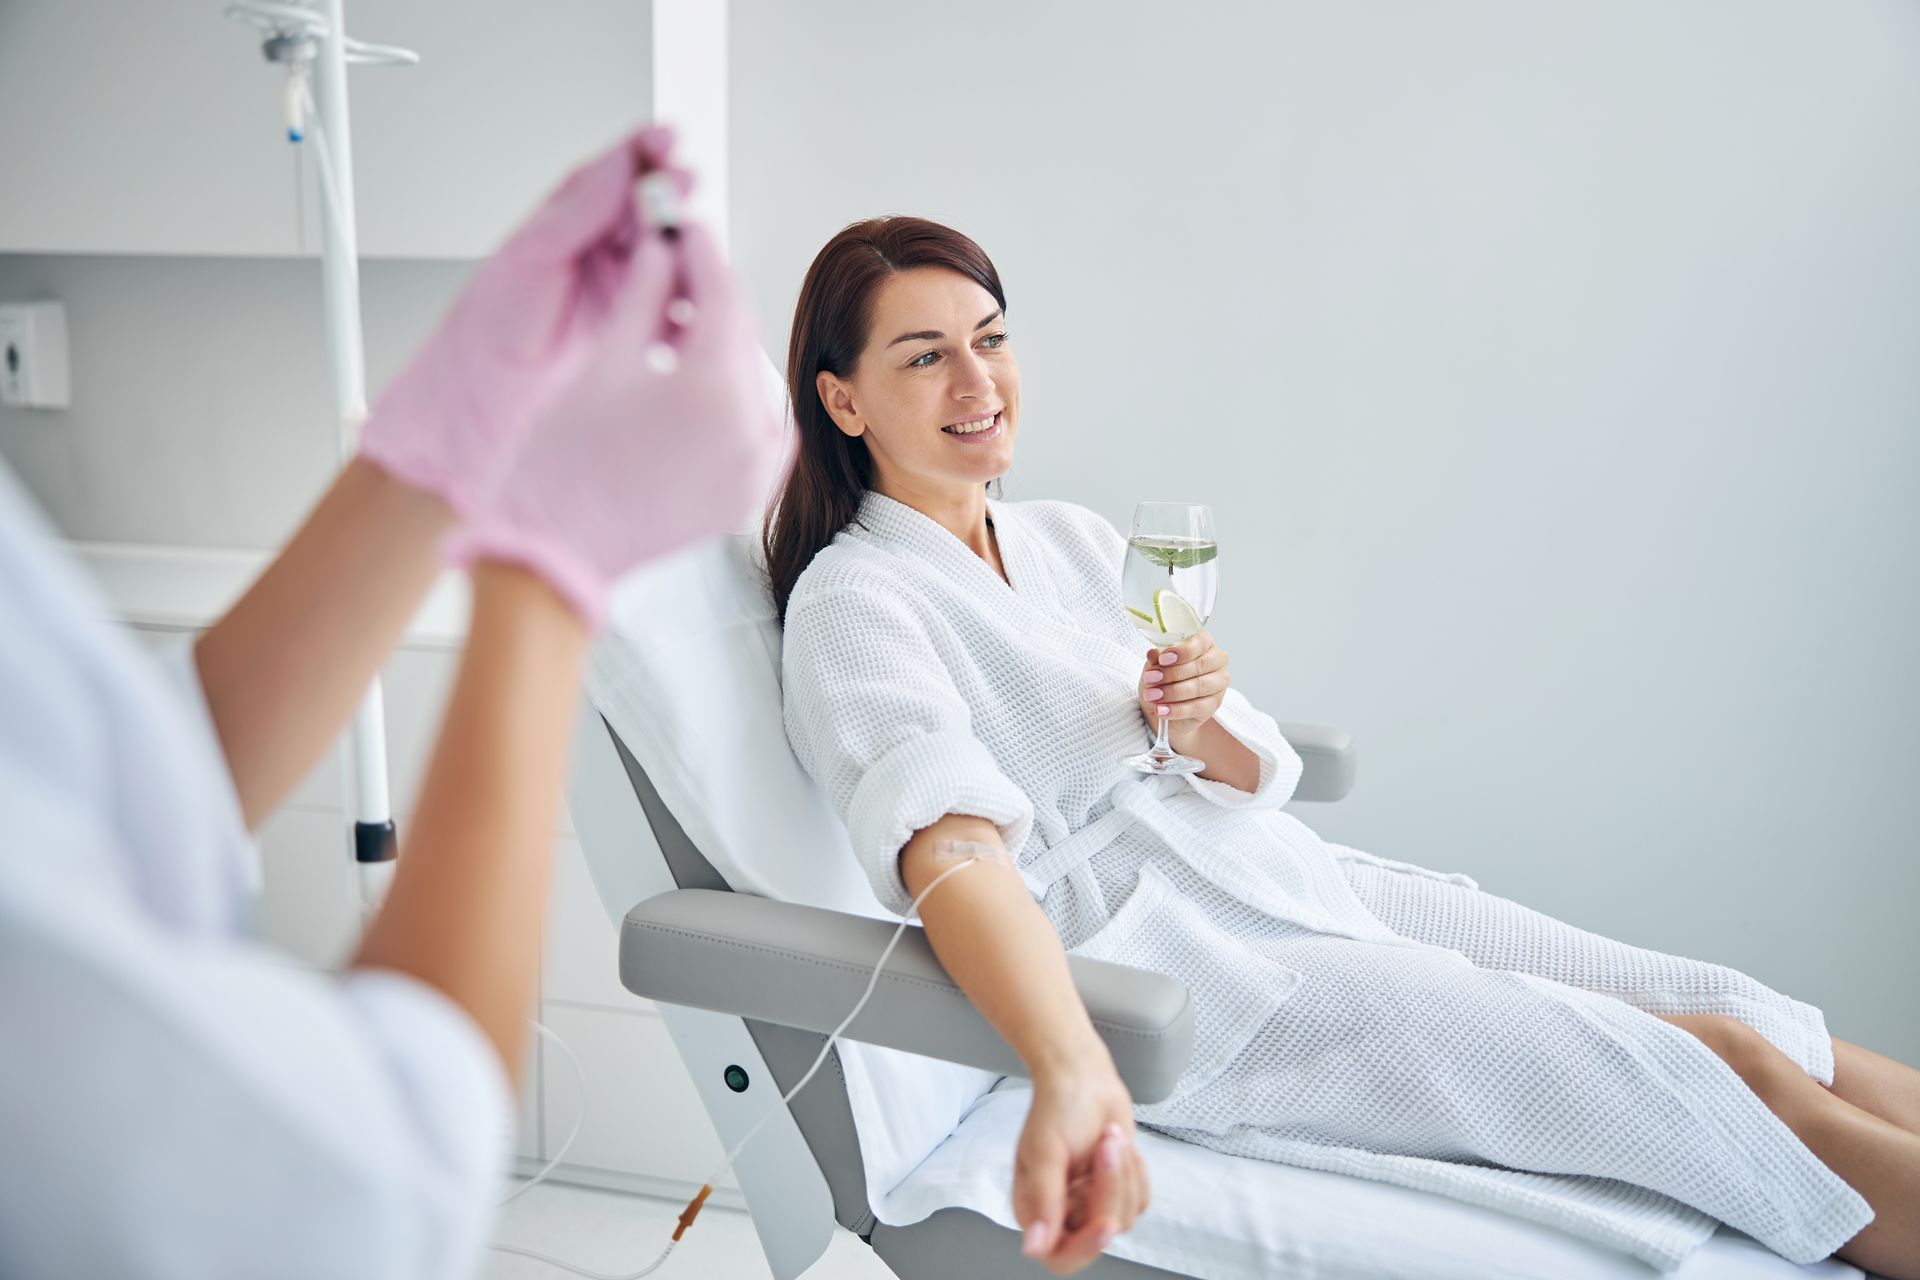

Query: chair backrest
[
  {"left": 606, "top": 728, "right": 727, "bottom": 893},
  {"left": 586, "top": 536, "right": 878, "bottom": 910},
  {"left": 579, "top": 534, "right": 1001, "bottom": 1240}
]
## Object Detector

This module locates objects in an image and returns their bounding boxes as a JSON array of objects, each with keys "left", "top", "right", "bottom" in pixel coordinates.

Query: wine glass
[{"left": 1120, "top": 501, "right": 1218, "bottom": 775}]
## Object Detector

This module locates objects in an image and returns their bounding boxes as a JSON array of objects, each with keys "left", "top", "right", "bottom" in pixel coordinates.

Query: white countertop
[{"left": 65, "top": 540, "right": 471, "bottom": 647}]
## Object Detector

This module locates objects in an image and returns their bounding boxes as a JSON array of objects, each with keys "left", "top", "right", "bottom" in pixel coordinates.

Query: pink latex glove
[
  {"left": 357, "top": 125, "right": 690, "bottom": 516},
  {"left": 443, "top": 221, "right": 787, "bottom": 630}
]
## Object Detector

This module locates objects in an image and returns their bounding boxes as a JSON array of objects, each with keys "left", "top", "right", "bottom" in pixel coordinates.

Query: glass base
[{"left": 1123, "top": 747, "right": 1206, "bottom": 776}]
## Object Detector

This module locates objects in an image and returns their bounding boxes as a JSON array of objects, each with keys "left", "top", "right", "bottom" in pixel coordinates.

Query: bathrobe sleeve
[
  {"left": 1183, "top": 688, "right": 1306, "bottom": 810},
  {"left": 782, "top": 585, "right": 1034, "bottom": 916}
]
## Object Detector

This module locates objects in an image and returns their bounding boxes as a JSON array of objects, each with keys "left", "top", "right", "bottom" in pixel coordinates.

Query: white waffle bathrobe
[{"left": 780, "top": 491, "right": 1872, "bottom": 1271}]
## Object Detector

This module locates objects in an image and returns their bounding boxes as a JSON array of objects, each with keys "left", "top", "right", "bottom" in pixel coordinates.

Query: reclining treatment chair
[{"left": 566, "top": 535, "right": 1861, "bottom": 1280}]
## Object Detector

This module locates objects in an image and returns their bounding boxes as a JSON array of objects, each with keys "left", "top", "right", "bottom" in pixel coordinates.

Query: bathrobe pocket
[
  {"left": 1324, "top": 841, "right": 1480, "bottom": 891},
  {"left": 1069, "top": 862, "right": 1302, "bottom": 1101}
]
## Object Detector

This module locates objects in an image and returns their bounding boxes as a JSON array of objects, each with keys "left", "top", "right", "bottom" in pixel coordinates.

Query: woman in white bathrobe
[{"left": 765, "top": 217, "right": 1920, "bottom": 1278}]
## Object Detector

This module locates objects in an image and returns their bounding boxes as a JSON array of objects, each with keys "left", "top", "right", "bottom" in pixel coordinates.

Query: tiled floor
[{"left": 484, "top": 1180, "right": 899, "bottom": 1279}]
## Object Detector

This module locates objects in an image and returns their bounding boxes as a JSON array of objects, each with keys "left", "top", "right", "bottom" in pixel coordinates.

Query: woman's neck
[{"left": 873, "top": 476, "right": 995, "bottom": 562}]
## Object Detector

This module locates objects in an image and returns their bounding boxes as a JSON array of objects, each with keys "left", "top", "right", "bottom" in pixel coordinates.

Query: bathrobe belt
[
  {"left": 1016, "top": 776, "right": 1429, "bottom": 948},
  {"left": 1018, "top": 775, "right": 1189, "bottom": 902}
]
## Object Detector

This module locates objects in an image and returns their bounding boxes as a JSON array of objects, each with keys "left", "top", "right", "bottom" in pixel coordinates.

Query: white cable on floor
[
  {"left": 488, "top": 1235, "right": 680, "bottom": 1280},
  {"left": 498, "top": 1022, "right": 586, "bottom": 1209}
]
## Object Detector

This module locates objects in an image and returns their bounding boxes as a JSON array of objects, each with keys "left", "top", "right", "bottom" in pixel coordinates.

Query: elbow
[{"left": 899, "top": 814, "right": 1010, "bottom": 900}]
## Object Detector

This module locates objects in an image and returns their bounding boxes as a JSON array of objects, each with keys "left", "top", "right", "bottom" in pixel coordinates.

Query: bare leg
[
  {"left": 1831, "top": 1038, "right": 1920, "bottom": 1139},
  {"left": 1657, "top": 1014, "right": 1920, "bottom": 1279}
]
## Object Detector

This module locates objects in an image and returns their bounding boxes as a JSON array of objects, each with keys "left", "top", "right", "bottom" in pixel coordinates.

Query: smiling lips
[{"left": 942, "top": 410, "right": 1003, "bottom": 441}]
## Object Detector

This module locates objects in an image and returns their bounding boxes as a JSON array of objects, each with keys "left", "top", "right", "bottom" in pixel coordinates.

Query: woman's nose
[{"left": 949, "top": 348, "right": 996, "bottom": 400}]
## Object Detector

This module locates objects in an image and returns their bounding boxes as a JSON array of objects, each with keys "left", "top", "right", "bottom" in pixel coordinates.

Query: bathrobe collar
[{"left": 852, "top": 488, "right": 1040, "bottom": 601}]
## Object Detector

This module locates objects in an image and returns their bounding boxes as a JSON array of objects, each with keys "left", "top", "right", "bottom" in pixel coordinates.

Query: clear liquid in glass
[{"left": 1122, "top": 535, "right": 1219, "bottom": 648}]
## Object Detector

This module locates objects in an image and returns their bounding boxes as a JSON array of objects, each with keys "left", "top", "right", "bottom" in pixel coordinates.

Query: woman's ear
[{"left": 816, "top": 370, "right": 865, "bottom": 439}]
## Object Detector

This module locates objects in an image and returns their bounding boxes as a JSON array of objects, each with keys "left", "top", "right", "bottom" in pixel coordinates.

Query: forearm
[
  {"left": 1170, "top": 718, "right": 1260, "bottom": 793},
  {"left": 351, "top": 563, "right": 588, "bottom": 1084},
  {"left": 902, "top": 815, "right": 1112, "bottom": 1079},
  {"left": 195, "top": 459, "right": 455, "bottom": 828}
]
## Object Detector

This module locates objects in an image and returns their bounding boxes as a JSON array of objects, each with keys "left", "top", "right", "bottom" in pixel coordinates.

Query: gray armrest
[
  {"left": 1278, "top": 721, "right": 1357, "bottom": 802},
  {"left": 621, "top": 889, "right": 1194, "bottom": 1104}
]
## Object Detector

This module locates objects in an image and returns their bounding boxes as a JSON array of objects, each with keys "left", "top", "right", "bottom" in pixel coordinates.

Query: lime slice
[
  {"left": 1152, "top": 588, "right": 1201, "bottom": 640},
  {"left": 1124, "top": 605, "right": 1154, "bottom": 624}
]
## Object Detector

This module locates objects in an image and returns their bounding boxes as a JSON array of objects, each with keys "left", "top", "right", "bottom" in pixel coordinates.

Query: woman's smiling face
[{"left": 816, "top": 267, "right": 1019, "bottom": 502}]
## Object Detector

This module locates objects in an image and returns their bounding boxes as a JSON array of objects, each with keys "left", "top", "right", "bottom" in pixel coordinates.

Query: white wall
[
  {"left": 731, "top": 1, "right": 1920, "bottom": 1063},
  {"left": 0, "top": 0, "right": 651, "bottom": 258},
  {"left": 0, "top": 254, "right": 469, "bottom": 546}
]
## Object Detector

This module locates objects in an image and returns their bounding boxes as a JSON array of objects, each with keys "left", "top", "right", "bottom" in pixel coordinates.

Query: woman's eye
[
  {"left": 979, "top": 332, "right": 1009, "bottom": 350},
  {"left": 907, "top": 350, "right": 940, "bottom": 369}
]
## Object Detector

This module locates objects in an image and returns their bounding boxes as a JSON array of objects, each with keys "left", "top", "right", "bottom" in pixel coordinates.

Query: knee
[{"left": 1662, "top": 1013, "right": 1803, "bottom": 1101}]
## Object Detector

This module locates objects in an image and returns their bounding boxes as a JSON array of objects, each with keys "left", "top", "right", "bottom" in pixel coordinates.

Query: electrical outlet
[{"left": 0, "top": 302, "right": 71, "bottom": 410}]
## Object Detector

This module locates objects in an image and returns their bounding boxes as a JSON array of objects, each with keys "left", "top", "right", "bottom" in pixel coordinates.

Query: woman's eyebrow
[{"left": 886, "top": 309, "right": 1004, "bottom": 348}]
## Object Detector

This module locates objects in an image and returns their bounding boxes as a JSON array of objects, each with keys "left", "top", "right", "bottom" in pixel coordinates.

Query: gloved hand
[
  {"left": 357, "top": 125, "right": 690, "bottom": 516},
  {"left": 443, "top": 221, "right": 787, "bottom": 630}
]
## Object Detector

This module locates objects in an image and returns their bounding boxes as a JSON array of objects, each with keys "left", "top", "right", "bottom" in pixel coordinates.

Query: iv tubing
[{"left": 488, "top": 854, "right": 991, "bottom": 1277}]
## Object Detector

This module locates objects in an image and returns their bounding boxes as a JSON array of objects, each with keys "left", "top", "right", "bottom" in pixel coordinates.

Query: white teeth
[{"left": 946, "top": 412, "right": 997, "bottom": 435}]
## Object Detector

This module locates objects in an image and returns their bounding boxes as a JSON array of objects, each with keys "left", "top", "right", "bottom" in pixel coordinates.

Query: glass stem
[{"left": 1158, "top": 564, "right": 1177, "bottom": 758}]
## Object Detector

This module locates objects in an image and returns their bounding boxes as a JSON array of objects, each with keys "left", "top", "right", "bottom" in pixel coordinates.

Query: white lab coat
[
  {"left": 781, "top": 491, "right": 1873, "bottom": 1270},
  {"left": 0, "top": 465, "right": 508, "bottom": 1280}
]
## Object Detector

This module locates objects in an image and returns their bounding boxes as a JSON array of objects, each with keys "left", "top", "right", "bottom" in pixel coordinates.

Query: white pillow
[{"left": 586, "top": 532, "right": 1001, "bottom": 1215}]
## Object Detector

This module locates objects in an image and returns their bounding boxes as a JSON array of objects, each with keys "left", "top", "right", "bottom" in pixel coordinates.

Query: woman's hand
[
  {"left": 1014, "top": 1060, "right": 1151, "bottom": 1275},
  {"left": 1139, "top": 628, "right": 1231, "bottom": 748},
  {"left": 899, "top": 822, "right": 1151, "bottom": 1272},
  {"left": 444, "top": 220, "right": 786, "bottom": 631},
  {"left": 357, "top": 125, "right": 688, "bottom": 516}
]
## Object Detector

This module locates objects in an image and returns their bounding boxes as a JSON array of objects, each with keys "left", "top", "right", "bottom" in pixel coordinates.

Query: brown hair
[{"left": 762, "top": 216, "right": 1007, "bottom": 623}]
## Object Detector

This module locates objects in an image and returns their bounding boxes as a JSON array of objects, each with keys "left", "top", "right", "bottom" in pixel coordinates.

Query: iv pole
[{"left": 226, "top": 0, "right": 417, "bottom": 910}]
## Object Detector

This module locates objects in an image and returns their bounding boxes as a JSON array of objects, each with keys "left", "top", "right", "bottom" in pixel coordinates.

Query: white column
[{"left": 651, "top": 0, "right": 729, "bottom": 247}]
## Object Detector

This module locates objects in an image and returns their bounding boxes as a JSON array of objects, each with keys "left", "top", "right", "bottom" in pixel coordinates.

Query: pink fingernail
[
  {"left": 1098, "top": 1223, "right": 1119, "bottom": 1248},
  {"left": 1023, "top": 1222, "right": 1050, "bottom": 1256},
  {"left": 1145, "top": 689, "right": 1163, "bottom": 701},
  {"left": 1157, "top": 705, "right": 1171, "bottom": 716},
  {"left": 1160, "top": 651, "right": 1178, "bottom": 665},
  {"left": 1143, "top": 670, "right": 1163, "bottom": 685}
]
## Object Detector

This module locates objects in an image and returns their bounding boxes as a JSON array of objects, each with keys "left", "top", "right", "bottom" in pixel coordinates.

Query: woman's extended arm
[
  {"left": 902, "top": 814, "right": 1150, "bottom": 1277},
  {"left": 194, "top": 460, "right": 452, "bottom": 828},
  {"left": 350, "top": 563, "right": 583, "bottom": 1080}
]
